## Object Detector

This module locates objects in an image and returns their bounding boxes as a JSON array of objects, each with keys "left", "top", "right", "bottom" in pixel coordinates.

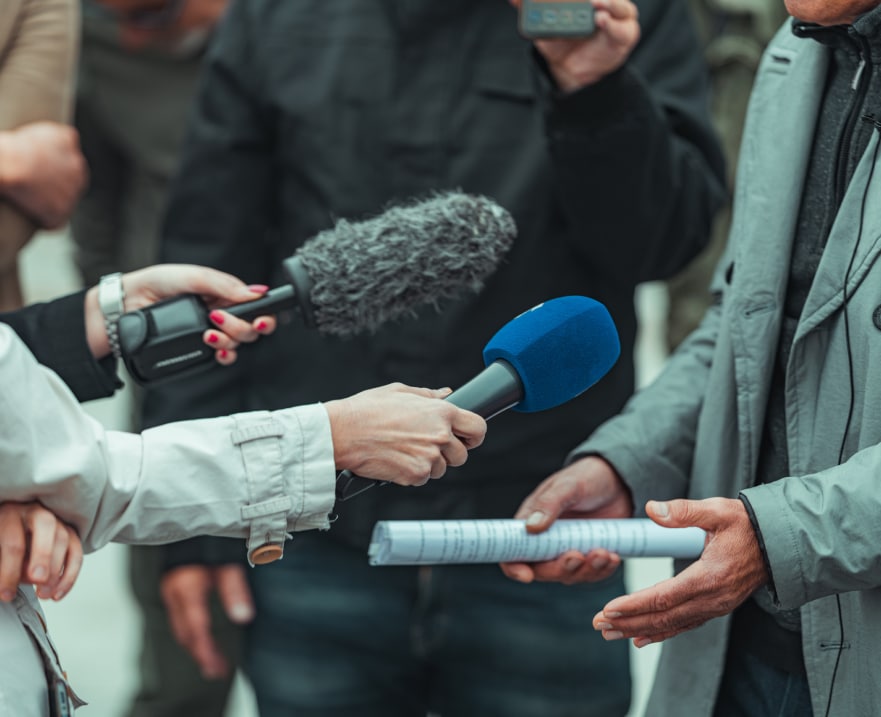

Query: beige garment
[
  {"left": 0, "top": 0, "right": 79, "bottom": 309},
  {"left": 0, "top": 321, "right": 337, "bottom": 714}
]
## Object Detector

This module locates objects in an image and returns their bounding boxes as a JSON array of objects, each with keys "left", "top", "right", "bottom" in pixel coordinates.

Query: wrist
[
  {"left": 549, "top": 65, "right": 607, "bottom": 93},
  {"left": 87, "top": 273, "right": 127, "bottom": 360},
  {"left": 323, "top": 399, "right": 356, "bottom": 471},
  {"left": 84, "top": 287, "right": 110, "bottom": 358}
]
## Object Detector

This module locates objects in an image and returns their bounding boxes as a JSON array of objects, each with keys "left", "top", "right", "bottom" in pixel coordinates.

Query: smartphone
[{"left": 518, "top": 0, "right": 596, "bottom": 39}]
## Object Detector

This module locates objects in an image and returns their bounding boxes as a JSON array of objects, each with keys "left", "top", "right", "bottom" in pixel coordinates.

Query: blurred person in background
[
  {"left": 71, "top": 0, "right": 228, "bottom": 284},
  {"left": 69, "top": 1, "right": 240, "bottom": 715},
  {"left": 0, "top": 0, "right": 80, "bottom": 311},
  {"left": 664, "top": 0, "right": 789, "bottom": 349},
  {"left": 144, "top": 1, "right": 727, "bottom": 716}
]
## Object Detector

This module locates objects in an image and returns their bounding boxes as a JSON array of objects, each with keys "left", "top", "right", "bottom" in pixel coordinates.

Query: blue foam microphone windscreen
[{"left": 482, "top": 295, "right": 620, "bottom": 413}]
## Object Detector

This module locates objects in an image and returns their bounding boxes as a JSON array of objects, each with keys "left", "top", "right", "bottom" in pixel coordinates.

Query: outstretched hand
[{"left": 592, "top": 498, "right": 768, "bottom": 648}]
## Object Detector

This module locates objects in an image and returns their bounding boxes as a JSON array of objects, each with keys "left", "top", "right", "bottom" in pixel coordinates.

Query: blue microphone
[
  {"left": 335, "top": 296, "right": 620, "bottom": 500},
  {"left": 450, "top": 295, "right": 620, "bottom": 417}
]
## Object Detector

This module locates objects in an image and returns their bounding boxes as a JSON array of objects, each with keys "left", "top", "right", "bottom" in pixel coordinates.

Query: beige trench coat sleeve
[
  {"left": 0, "top": 324, "right": 337, "bottom": 561},
  {"left": 0, "top": 0, "right": 80, "bottom": 305}
]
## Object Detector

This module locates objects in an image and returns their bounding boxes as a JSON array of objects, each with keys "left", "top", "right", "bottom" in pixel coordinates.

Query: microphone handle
[
  {"left": 225, "top": 285, "right": 299, "bottom": 321},
  {"left": 335, "top": 360, "right": 523, "bottom": 502},
  {"left": 444, "top": 360, "right": 523, "bottom": 420}
]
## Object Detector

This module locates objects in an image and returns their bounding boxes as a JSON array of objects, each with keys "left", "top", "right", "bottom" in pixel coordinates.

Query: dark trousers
[
  {"left": 713, "top": 631, "right": 813, "bottom": 717},
  {"left": 246, "top": 530, "right": 631, "bottom": 717}
]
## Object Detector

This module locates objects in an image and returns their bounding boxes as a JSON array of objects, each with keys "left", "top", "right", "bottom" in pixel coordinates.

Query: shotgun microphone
[{"left": 117, "top": 192, "right": 515, "bottom": 385}]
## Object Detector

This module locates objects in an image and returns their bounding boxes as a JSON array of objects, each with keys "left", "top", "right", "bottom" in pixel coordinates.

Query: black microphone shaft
[
  {"left": 225, "top": 285, "right": 300, "bottom": 322},
  {"left": 444, "top": 360, "right": 522, "bottom": 418}
]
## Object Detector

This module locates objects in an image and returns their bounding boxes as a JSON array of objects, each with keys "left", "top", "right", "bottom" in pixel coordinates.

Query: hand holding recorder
[
  {"left": 84, "top": 264, "right": 276, "bottom": 367},
  {"left": 513, "top": 0, "right": 641, "bottom": 92}
]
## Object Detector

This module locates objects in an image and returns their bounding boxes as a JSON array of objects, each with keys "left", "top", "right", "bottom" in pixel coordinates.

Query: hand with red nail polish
[{"left": 85, "top": 263, "right": 278, "bottom": 360}]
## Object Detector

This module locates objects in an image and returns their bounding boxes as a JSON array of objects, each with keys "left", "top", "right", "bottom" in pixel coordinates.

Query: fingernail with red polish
[
  {"left": 207, "top": 333, "right": 219, "bottom": 344},
  {"left": 219, "top": 349, "right": 229, "bottom": 359},
  {"left": 256, "top": 320, "right": 267, "bottom": 331},
  {"left": 247, "top": 284, "right": 269, "bottom": 294},
  {"left": 209, "top": 311, "right": 225, "bottom": 325}
]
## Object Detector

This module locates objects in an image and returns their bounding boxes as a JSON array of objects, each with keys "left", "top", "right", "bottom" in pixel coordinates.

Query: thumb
[
  {"left": 216, "top": 564, "right": 256, "bottom": 625},
  {"left": 394, "top": 386, "right": 453, "bottom": 399},
  {"left": 646, "top": 499, "right": 712, "bottom": 529}
]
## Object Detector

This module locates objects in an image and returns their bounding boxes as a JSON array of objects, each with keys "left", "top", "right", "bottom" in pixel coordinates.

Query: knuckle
[
  {"left": 655, "top": 613, "right": 682, "bottom": 633},
  {"left": 3, "top": 541, "right": 24, "bottom": 559},
  {"left": 672, "top": 499, "right": 697, "bottom": 524},
  {"left": 427, "top": 429, "right": 452, "bottom": 449},
  {"left": 712, "top": 593, "right": 740, "bottom": 615},
  {"left": 649, "top": 592, "right": 674, "bottom": 613}
]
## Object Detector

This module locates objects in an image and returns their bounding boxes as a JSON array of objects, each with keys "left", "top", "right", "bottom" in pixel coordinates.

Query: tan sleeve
[{"left": 0, "top": 0, "right": 80, "bottom": 269}]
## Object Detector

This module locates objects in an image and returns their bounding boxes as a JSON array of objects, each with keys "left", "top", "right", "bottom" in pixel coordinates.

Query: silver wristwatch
[{"left": 98, "top": 272, "right": 126, "bottom": 359}]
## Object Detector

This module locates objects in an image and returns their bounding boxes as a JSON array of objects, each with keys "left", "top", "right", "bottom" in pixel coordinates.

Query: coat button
[
  {"left": 249, "top": 543, "right": 284, "bottom": 565},
  {"left": 874, "top": 306, "right": 881, "bottom": 330}
]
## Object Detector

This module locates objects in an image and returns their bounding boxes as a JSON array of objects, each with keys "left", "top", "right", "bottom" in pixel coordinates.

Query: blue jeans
[
  {"left": 713, "top": 638, "right": 813, "bottom": 717},
  {"left": 245, "top": 530, "right": 630, "bottom": 717}
]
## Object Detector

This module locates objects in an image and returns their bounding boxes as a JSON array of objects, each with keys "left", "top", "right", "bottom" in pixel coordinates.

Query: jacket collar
[{"left": 792, "top": 4, "right": 881, "bottom": 60}]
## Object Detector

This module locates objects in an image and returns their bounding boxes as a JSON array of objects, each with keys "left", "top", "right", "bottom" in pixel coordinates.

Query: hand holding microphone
[
  {"left": 336, "top": 295, "right": 621, "bottom": 500},
  {"left": 325, "top": 384, "right": 487, "bottom": 487},
  {"left": 117, "top": 192, "right": 515, "bottom": 385}
]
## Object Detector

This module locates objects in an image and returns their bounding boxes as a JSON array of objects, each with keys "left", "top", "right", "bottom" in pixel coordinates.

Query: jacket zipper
[{"left": 832, "top": 32, "right": 872, "bottom": 207}]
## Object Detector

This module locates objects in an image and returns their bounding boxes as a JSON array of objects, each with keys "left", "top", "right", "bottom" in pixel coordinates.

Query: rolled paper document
[{"left": 368, "top": 518, "right": 706, "bottom": 566}]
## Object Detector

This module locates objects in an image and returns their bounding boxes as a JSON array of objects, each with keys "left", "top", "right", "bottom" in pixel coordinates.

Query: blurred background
[{"left": 21, "top": 227, "right": 674, "bottom": 717}]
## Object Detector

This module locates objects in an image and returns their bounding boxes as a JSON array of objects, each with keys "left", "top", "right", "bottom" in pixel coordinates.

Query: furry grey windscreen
[{"left": 295, "top": 192, "right": 516, "bottom": 336}]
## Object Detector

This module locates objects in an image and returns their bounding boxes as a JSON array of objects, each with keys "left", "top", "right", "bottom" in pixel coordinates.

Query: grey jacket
[{"left": 577, "top": 15, "right": 881, "bottom": 717}]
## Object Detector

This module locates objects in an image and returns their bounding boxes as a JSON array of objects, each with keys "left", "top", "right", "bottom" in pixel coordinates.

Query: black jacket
[
  {"left": 146, "top": 0, "right": 726, "bottom": 560},
  {"left": 1, "top": 291, "right": 118, "bottom": 402}
]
